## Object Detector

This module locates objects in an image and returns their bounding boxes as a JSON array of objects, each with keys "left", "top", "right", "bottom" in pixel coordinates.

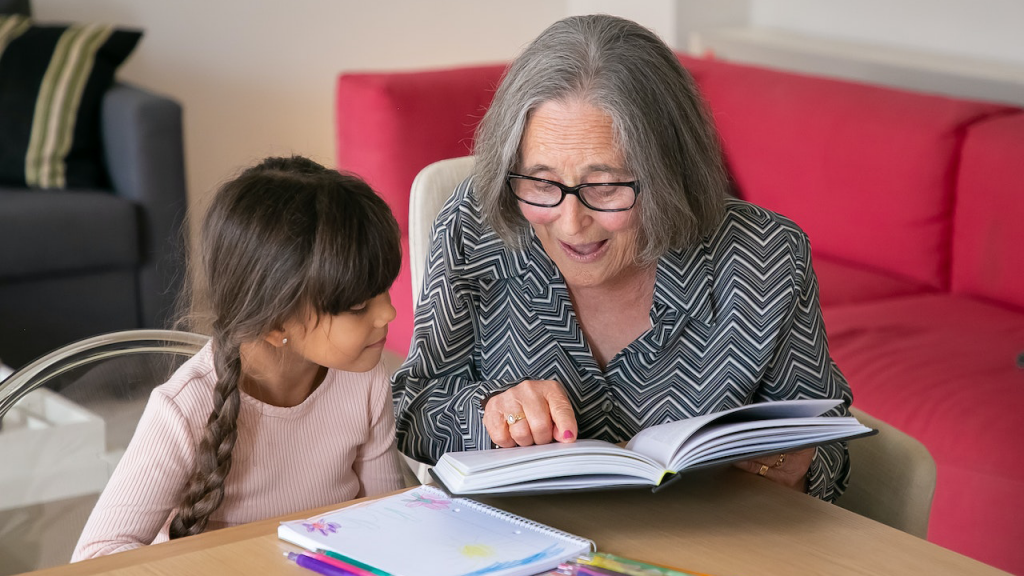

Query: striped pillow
[{"left": 0, "top": 16, "right": 141, "bottom": 189}]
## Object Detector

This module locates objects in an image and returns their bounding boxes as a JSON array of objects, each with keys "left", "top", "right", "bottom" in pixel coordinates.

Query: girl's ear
[{"left": 264, "top": 328, "right": 288, "bottom": 348}]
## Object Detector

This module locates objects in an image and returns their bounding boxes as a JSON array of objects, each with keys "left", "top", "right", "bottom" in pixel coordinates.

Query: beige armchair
[
  {"left": 400, "top": 156, "right": 477, "bottom": 485},
  {"left": 837, "top": 408, "right": 937, "bottom": 538}
]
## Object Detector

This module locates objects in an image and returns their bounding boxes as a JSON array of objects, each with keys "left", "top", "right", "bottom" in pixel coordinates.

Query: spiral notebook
[{"left": 277, "top": 485, "right": 594, "bottom": 576}]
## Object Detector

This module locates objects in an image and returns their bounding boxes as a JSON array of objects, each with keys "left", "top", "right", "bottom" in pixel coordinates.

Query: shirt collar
[
  {"left": 630, "top": 240, "right": 717, "bottom": 352},
  {"left": 652, "top": 239, "right": 717, "bottom": 328},
  {"left": 517, "top": 232, "right": 562, "bottom": 300},
  {"left": 514, "top": 230, "right": 717, "bottom": 335}
]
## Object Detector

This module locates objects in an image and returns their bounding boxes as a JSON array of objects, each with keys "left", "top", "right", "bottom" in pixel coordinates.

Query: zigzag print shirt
[{"left": 393, "top": 178, "right": 853, "bottom": 502}]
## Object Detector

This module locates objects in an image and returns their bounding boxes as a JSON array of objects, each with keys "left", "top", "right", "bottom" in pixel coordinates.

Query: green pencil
[{"left": 315, "top": 548, "right": 392, "bottom": 576}]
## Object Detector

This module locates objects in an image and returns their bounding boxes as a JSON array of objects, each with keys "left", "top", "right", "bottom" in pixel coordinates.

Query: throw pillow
[
  {"left": 0, "top": 15, "right": 141, "bottom": 189},
  {"left": 0, "top": 0, "right": 31, "bottom": 16}
]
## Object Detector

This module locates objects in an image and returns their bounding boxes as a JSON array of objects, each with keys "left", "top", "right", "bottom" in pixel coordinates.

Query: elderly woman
[{"left": 393, "top": 14, "right": 852, "bottom": 501}]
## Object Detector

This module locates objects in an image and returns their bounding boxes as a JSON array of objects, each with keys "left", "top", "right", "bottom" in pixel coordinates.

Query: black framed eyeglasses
[{"left": 506, "top": 173, "right": 639, "bottom": 212}]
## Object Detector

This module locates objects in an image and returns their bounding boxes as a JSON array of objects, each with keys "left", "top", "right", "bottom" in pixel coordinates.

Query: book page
[
  {"left": 436, "top": 440, "right": 665, "bottom": 493},
  {"left": 674, "top": 423, "right": 866, "bottom": 469},
  {"left": 624, "top": 399, "right": 843, "bottom": 466},
  {"left": 444, "top": 439, "right": 650, "bottom": 473},
  {"left": 457, "top": 474, "right": 655, "bottom": 494},
  {"left": 672, "top": 417, "right": 863, "bottom": 464}
]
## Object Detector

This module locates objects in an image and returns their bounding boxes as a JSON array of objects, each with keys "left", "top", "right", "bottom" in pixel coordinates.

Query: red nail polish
[{"left": 563, "top": 430, "right": 574, "bottom": 440}]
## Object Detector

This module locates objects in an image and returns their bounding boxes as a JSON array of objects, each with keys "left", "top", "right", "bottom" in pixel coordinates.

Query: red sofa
[{"left": 336, "top": 56, "right": 1024, "bottom": 573}]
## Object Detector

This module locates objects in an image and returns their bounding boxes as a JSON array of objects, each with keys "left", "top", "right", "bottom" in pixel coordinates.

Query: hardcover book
[{"left": 431, "top": 399, "right": 875, "bottom": 496}]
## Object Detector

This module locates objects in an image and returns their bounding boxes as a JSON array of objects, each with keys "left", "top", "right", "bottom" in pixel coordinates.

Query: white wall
[
  {"left": 750, "top": 0, "right": 1024, "bottom": 66},
  {"left": 677, "top": 0, "right": 750, "bottom": 53},
  {"left": 32, "top": 0, "right": 564, "bottom": 213},
  {"left": 567, "top": 0, "right": 678, "bottom": 47},
  {"left": 29, "top": 1, "right": 1024, "bottom": 213},
  {"left": 689, "top": 1, "right": 1024, "bottom": 106}
]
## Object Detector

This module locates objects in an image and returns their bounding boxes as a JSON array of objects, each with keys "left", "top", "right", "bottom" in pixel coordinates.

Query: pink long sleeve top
[{"left": 72, "top": 343, "right": 405, "bottom": 560}]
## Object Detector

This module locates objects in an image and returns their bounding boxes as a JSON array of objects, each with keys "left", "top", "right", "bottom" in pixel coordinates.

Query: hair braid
[{"left": 169, "top": 339, "right": 243, "bottom": 539}]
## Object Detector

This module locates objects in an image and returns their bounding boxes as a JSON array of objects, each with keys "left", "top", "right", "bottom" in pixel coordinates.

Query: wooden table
[{"left": 22, "top": 468, "right": 1006, "bottom": 576}]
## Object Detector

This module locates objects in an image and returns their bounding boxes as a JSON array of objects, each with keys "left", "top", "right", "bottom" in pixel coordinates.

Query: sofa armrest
[{"left": 101, "top": 83, "right": 187, "bottom": 330}]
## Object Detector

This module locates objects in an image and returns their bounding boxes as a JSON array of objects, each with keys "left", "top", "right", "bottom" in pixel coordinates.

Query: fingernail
[{"left": 562, "top": 430, "right": 574, "bottom": 440}]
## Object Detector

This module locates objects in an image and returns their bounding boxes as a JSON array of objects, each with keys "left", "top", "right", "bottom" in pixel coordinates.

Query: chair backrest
[
  {"left": 838, "top": 408, "right": 937, "bottom": 539},
  {"left": 409, "top": 155, "right": 476, "bottom": 295},
  {"left": 402, "top": 156, "right": 476, "bottom": 485},
  {"left": 0, "top": 329, "right": 208, "bottom": 575}
]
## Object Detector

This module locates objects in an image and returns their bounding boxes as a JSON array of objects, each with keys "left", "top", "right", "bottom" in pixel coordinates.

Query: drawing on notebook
[
  {"left": 461, "top": 543, "right": 496, "bottom": 558},
  {"left": 422, "top": 526, "right": 563, "bottom": 569},
  {"left": 403, "top": 491, "right": 451, "bottom": 510},
  {"left": 461, "top": 544, "right": 567, "bottom": 576},
  {"left": 301, "top": 520, "right": 340, "bottom": 536}
]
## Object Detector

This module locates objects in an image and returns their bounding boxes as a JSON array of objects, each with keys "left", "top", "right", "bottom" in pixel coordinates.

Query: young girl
[{"left": 73, "top": 156, "right": 406, "bottom": 559}]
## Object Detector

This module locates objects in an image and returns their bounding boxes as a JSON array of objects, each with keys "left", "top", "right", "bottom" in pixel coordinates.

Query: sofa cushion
[
  {"left": 679, "top": 56, "right": 1014, "bottom": 291},
  {"left": 0, "top": 269, "right": 139, "bottom": 367},
  {"left": 0, "top": 16, "right": 141, "bottom": 189},
  {"left": 951, "top": 112, "right": 1024, "bottom": 311},
  {"left": 336, "top": 64, "right": 506, "bottom": 236},
  {"left": 388, "top": 235, "right": 414, "bottom": 354},
  {"left": 813, "top": 255, "right": 935, "bottom": 307},
  {"left": 0, "top": 0, "right": 30, "bottom": 16},
  {"left": 823, "top": 294, "right": 1024, "bottom": 568},
  {"left": 0, "top": 188, "right": 138, "bottom": 278}
]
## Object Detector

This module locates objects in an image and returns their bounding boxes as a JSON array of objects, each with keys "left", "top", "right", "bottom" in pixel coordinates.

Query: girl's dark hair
[{"left": 168, "top": 156, "right": 401, "bottom": 539}]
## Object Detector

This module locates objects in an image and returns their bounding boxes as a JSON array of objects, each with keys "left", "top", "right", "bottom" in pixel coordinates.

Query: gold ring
[
  {"left": 505, "top": 413, "right": 526, "bottom": 426},
  {"left": 757, "top": 464, "right": 770, "bottom": 477},
  {"left": 772, "top": 453, "right": 787, "bottom": 468}
]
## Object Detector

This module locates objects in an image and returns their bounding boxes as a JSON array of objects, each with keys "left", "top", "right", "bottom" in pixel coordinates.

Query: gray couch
[{"left": 0, "top": 1, "right": 188, "bottom": 368}]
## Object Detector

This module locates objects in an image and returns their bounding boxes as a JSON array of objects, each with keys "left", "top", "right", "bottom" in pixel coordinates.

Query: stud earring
[{"left": 282, "top": 337, "right": 288, "bottom": 345}]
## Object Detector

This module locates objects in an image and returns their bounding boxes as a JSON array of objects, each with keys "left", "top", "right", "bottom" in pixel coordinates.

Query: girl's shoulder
[{"left": 149, "top": 341, "right": 219, "bottom": 413}]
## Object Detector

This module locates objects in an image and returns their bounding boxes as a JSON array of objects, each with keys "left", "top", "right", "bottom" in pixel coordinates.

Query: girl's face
[
  {"left": 284, "top": 292, "right": 396, "bottom": 373},
  {"left": 517, "top": 99, "right": 642, "bottom": 290}
]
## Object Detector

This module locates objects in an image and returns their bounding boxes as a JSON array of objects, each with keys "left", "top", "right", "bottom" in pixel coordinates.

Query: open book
[{"left": 431, "top": 399, "right": 875, "bottom": 496}]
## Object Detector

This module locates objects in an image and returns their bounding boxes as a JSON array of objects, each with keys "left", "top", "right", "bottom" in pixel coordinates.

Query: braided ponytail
[{"left": 169, "top": 337, "right": 242, "bottom": 539}]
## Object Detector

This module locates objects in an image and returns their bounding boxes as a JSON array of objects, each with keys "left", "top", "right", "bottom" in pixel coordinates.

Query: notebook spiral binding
[{"left": 420, "top": 485, "right": 597, "bottom": 552}]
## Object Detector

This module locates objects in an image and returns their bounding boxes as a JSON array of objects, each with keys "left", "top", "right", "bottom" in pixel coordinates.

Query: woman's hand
[
  {"left": 734, "top": 447, "right": 814, "bottom": 492},
  {"left": 484, "top": 380, "right": 578, "bottom": 448}
]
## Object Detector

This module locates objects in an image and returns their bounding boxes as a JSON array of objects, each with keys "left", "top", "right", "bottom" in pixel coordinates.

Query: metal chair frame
[{"left": 0, "top": 330, "right": 208, "bottom": 419}]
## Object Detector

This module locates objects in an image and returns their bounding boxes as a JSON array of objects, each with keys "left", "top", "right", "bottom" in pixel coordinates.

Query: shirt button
[{"left": 601, "top": 400, "right": 614, "bottom": 413}]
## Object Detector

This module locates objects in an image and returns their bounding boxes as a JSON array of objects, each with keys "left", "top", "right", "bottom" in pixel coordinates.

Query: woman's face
[{"left": 517, "top": 99, "right": 641, "bottom": 290}]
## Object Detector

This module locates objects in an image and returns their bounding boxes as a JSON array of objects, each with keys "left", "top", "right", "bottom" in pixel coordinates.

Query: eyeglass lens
[{"left": 509, "top": 177, "right": 635, "bottom": 211}]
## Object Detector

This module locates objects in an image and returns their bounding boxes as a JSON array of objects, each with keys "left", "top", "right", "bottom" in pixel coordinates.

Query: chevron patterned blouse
[{"left": 393, "top": 178, "right": 853, "bottom": 502}]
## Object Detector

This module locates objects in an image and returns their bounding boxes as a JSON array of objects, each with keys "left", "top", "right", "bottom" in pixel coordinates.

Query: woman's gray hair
[{"left": 474, "top": 14, "right": 728, "bottom": 263}]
